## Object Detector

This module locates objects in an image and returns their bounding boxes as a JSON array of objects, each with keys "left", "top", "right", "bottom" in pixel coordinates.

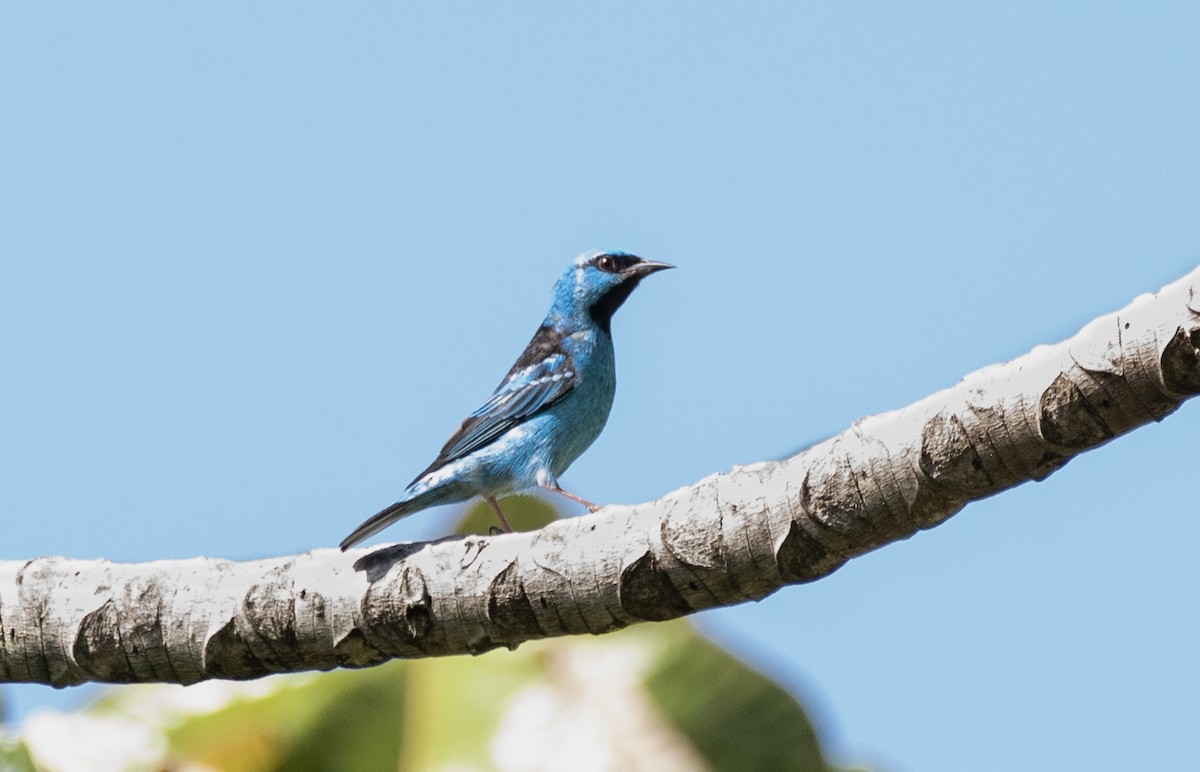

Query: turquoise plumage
[{"left": 339, "top": 251, "right": 673, "bottom": 550}]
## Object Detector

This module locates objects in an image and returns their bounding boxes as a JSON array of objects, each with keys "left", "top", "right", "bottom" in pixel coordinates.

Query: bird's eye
[{"left": 597, "top": 255, "right": 616, "bottom": 272}]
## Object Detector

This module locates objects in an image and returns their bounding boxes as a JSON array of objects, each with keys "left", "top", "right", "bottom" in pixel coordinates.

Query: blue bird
[{"left": 340, "top": 251, "right": 674, "bottom": 550}]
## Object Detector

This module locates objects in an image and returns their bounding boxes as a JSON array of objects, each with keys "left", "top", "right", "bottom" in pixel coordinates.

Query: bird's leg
[
  {"left": 541, "top": 483, "right": 602, "bottom": 513},
  {"left": 486, "top": 496, "right": 514, "bottom": 532}
]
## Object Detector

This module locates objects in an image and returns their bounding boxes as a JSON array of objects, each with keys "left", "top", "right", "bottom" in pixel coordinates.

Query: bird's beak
[{"left": 625, "top": 260, "right": 676, "bottom": 278}]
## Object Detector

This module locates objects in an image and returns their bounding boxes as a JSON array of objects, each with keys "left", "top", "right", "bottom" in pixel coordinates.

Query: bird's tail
[
  {"left": 340, "top": 479, "right": 474, "bottom": 551},
  {"left": 339, "top": 499, "right": 417, "bottom": 551}
]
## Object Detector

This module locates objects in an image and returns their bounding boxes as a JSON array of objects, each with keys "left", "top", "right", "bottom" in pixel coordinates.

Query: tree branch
[{"left": 3, "top": 266, "right": 1198, "bottom": 687}]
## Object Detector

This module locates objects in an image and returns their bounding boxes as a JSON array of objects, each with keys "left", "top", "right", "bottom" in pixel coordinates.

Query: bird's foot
[
  {"left": 542, "top": 484, "right": 602, "bottom": 513},
  {"left": 486, "top": 496, "right": 514, "bottom": 532}
]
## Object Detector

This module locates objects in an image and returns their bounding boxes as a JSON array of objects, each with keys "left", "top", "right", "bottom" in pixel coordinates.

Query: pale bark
[{"left": 3, "top": 266, "right": 1198, "bottom": 687}]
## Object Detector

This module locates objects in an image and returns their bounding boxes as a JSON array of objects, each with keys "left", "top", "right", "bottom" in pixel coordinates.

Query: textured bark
[{"left": 3, "top": 266, "right": 1198, "bottom": 687}]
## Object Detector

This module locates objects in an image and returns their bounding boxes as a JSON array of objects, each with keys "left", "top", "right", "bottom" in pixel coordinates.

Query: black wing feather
[{"left": 409, "top": 325, "right": 577, "bottom": 485}]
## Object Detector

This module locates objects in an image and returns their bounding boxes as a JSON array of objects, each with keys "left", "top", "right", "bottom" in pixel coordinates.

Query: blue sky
[{"left": 3, "top": 3, "right": 1198, "bottom": 770}]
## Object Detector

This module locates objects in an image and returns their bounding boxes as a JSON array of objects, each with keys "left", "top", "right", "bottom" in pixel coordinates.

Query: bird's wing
[{"left": 410, "top": 325, "right": 577, "bottom": 484}]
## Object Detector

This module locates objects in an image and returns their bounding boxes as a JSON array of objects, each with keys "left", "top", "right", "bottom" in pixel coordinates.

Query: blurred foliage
[
  {"left": 0, "top": 740, "right": 35, "bottom": 771},
  {"left": 452, "top": 493, "right": 561, "bottom": 536},
  {"left": 1, "top": 498, "right": 861, "bottom": 772},
  {"left": 644, "top": 629, "right": 829, "bottom": 772}
]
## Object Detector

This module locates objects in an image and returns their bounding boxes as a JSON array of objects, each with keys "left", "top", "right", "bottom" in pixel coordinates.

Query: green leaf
[
  {"left": 643, "top": 626, "right": 834, "bottom": 772},
  {"left": 0, "top": 739, "right": 36, "bottom": 772}
]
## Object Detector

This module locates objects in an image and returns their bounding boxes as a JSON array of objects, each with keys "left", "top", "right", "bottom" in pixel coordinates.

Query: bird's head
[{"left": 550, "top": 251, "right": 675, "bottom": 333}]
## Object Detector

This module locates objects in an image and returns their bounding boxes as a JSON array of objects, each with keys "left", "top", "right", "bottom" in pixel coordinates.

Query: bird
[{"left": 340, "top": 250, "right": 674, "bottom": 550}]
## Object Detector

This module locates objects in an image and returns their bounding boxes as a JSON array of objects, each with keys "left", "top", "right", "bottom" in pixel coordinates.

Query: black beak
[{"left": 624, "top": 260, "right": 676, "bottom": 278}]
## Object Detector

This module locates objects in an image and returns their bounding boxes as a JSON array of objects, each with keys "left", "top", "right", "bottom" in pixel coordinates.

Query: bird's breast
[{"left": 545, "top": 333, "right": 616, "bottom": 474}]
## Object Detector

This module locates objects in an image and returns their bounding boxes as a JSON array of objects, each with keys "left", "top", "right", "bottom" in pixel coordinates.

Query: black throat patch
[{"left": 588, "top": 278, "right": 641, "bottom": 335}]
